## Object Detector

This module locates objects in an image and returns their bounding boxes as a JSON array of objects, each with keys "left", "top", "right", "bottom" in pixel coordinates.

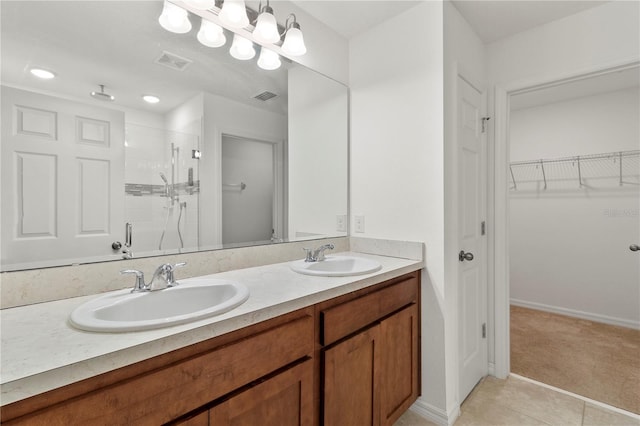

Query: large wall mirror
[{"left": 0, "top": 1, "right": 348, "bottom": 271}]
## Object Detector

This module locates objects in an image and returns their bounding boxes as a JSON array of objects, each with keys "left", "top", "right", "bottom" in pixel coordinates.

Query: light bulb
[
  {"left": 197, "top": 19, "right": 226, "bottom": 47},
  {"left": 253, "top": 8, "right": 280, "bottom": 44},
  {"left": 219, "top": 0, "right": 249, "bottom": 29},
  {"left": 229, "top": 34, "right": 255, "bottom": 60},
  {"left": 281, "top": 25, "right": 306, "bottom": 56},
  {"left": 184, "top": 0, "right": 215, "bottom": 10},
  {"left": 159, "top": 1, "right": 192, "bottom": 34},
  {"left": 257, "top": 48, "right": 281, "bottom": 70}
]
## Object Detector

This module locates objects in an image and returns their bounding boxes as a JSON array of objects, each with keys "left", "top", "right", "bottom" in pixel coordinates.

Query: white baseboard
[
  {"left": 410, "top": 398, "right": 459, "bottom": 426},
  {"left": 488, "top": 362, "right": 496, "bottom": 376},
  {"left": 510, "top": 299, "right": 640, "bottom": 330}
]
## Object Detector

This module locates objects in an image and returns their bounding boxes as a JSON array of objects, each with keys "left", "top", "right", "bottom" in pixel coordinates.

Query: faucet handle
[
  {"left": 120, "top": 269, "right": 146, "bottom": 292},
  {"left": 303, "top": 248, "right": 313, "bottom": 262},
  {"left": 167, "top": 262, "right": 187, "bottom": 287}
]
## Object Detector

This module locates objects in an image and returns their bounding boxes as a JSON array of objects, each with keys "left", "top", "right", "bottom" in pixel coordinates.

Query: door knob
[
  {"left": 112, "top": 241, "right": 122, "bottom": 250},
  {"left": 631, "top": 244, "right": 640, "bottom": 252},
  {"left": 459, "top": 250, "right": 474, "bottom": 262}
]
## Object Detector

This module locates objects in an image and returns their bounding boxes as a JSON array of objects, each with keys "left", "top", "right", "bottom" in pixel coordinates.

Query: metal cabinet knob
[
  {"left": 459, "top": 250, "right": 474, "bottom": 262},
  {"left": 630, "top": 244, "right": 640, "bottom": 252}
]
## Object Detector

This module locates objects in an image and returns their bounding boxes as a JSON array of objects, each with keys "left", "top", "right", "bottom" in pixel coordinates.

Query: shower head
[
  {"left": 159, "top": 172, "right": 168, "bottom": 184},
  {"left": 90, "top": 84, "right": 115, "bottom": 102}
]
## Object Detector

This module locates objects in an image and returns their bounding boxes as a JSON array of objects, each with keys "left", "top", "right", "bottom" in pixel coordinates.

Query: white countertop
[{"left": 1, "top": 252, "right": 422, "bottom": 405}]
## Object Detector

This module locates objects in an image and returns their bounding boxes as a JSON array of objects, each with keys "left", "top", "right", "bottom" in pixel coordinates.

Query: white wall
[
  {"left": 509, "top": 88, "right": 640, "bottom": 328},
  {"left": 487, "top": 1, "right": 640, "bottom": 87},
  {"left": 288, "top": 66, "right": 348, "bottom": 239},
  {"left": 350, "top": 1, "right": 447, "bottom": 421}
]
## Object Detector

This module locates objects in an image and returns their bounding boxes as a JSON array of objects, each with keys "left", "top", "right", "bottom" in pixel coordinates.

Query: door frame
[{"left": 490, "top": 58, "right": 640, "bottom": 379}]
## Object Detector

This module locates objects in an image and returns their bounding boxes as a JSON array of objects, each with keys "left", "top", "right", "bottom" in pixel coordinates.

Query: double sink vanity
[{"left": 1, "top": 240, "right": 424, "bottom": 425}]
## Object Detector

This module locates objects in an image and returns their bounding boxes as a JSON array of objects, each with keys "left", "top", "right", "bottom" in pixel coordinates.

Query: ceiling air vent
[
  {"left": 253, "top": 91, "right": 278, "bottom": 102},
  {"left": 155, "top": 51, "right": 193, "bottom": 71}
]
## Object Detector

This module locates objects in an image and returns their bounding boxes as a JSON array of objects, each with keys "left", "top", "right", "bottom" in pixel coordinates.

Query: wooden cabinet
[
  {"left": 2, "top": 271, "right": 420, "bottom": 426},
  {"left": 210, "top": 360, "right": 314, "bottom": 426},
  {"left": 380, "top": 304, "right": 420, "bottom": 426},
  {"left": 320, "top": 272, "right": 421, "bottom": 426},
  {"left": 323, "top": 325, "right": 381, "bottom": 426}
]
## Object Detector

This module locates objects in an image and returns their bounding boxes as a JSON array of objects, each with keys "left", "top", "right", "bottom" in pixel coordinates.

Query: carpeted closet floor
[{"left": 510, "top": 305, "right": 640, "bottom": 415}]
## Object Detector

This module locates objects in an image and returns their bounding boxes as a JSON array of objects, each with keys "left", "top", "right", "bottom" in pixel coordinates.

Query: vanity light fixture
[
  {"left": 253, "top": 1, "right": 279, "bottom": 44},
  {"left": 159, "top": 0, "right": 192, "bottom": 34},
  {"left": 197, "top": 18, "right": 226, "bottom": 47},
  {"left": 158, "top": 0, "right": 306, "bottom": 71},
  {"left": 142, "top": 95, "right": 160, "bottom": 104},
  {"left": 183, "top": 0, "right": 215, "bottom": 10},
  {"left": 219, "top": 0, "right": 249, "bottom": 29},
  {"left": 257, "top": 47, "right": 281, "bottom": 70},
  {"left": 281, "top": 14, "right": 306, "bottom": 56},
  {"left": 229, "top": 34, "right": 255, "bottom": 60},
  {"left": 30, "top": 68, "right": 56, "bottom": 79}
]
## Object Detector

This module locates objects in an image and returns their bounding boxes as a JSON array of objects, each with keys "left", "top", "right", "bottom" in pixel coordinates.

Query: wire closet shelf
[{"left": 509, "top": 150, "right": 640, "bottom": 191}]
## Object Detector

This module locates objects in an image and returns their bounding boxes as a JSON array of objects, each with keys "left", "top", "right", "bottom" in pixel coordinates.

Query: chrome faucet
[
  {"left": 120, "top": 262, "right": 186, "bottom": 292},
  {"left": 303, "top": 244, "right": 335, "bottom": 262}
]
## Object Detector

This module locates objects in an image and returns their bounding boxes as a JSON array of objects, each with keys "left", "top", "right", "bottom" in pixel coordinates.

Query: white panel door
[
  {"left": 1, "top": 86, "right": 124, "bottom": 269},
  {"left": 458, "top": 76, "right": 488, "bottom": 401}
]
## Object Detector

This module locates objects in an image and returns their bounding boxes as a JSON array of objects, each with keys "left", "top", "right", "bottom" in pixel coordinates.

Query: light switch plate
[
  {"left": 336, "top": 215, "right": 347, "bottom": 232},
  {"left": 354, "top": 215, "right": 365, "bottom": 233}
]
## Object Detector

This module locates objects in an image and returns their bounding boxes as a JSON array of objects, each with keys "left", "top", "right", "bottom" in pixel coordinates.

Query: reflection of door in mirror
[
  {"left": 221, "top": 135, "right": 281, "bottom": 245},
  {"left": 1, "top": 86, "right": 124, "bottom": 270}
]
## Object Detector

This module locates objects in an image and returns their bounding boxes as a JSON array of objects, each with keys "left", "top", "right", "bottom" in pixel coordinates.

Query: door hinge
[
  {"left": 481, "top": 117, "right": 491, "bottom": 133},
  {"left": 481, "top": 221, "right": 486, "bottom": 236},
  {"left": 482, "top": 323, "right": 487, "bottom": 339}
]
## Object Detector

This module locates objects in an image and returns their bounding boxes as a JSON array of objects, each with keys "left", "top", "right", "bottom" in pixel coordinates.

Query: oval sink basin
[
  {"left": 290, "top": 255, "right": 382, "bottom": 277},
  {"left": 69, "top": 279, "right": 249, "bottom": 332}
]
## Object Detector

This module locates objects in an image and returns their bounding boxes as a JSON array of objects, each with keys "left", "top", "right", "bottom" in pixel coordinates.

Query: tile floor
[{"left": 394, "top": 375, "right": 640, "bottom": 426}]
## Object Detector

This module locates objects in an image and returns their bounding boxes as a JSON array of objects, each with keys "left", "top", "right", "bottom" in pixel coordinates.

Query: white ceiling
[
  {"left": 290, "top": 0, "right": 610, "bottom": 43},
  {"left": 450, "top": 0, "right": 610, "bottom": 43},
  {"left": 291, "top": 0, "right": 421, "bottom": 39}
]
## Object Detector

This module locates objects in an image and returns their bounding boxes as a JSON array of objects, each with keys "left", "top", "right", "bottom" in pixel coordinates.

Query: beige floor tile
[
  {"left": 456, "top": 402, "right": 549, "bottom": 426},
  {"left": 463, "top": 376, "right": 584, "bottom": 426},
  {"left": 582, "top": 403, "right": 640, "bottom": 426},
  {"left": 393, "top": 409, "right": 438, "bottom": 426}
]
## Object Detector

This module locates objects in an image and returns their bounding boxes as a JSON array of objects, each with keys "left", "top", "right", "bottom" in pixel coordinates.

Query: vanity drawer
[
  {"left": 6, "top": 312, "right": 313, "bottom": 425},
  {"left": 320, "top": 273, "right": 419, "bottom": 346}
]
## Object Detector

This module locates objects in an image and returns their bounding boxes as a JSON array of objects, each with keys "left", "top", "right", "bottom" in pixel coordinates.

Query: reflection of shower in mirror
[{"left": 159, "top": 143, "right": 186, "bottom": 250}]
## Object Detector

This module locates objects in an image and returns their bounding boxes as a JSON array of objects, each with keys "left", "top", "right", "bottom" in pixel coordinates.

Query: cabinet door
[
  {"left": 380, "top": 304, "right": 420, "bottom": 426},
  {"left": 210, "top": 360, "right": 313, "bottom": 426},
  {"left": 323, "top": 325, "right": 380, "bottom": 426}
]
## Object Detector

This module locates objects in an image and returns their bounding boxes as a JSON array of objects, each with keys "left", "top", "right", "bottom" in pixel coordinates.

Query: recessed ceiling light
[
  {"left": 30, "top": 68, "right": 56, "bottom": 79},
  {"left": 142, "top": 95, "right": 160, "bottom": 104}
]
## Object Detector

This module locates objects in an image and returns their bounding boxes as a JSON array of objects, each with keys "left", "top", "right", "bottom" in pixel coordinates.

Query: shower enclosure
[{"left": 124, "top": 123, "right": 199, "bottom": 256}]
